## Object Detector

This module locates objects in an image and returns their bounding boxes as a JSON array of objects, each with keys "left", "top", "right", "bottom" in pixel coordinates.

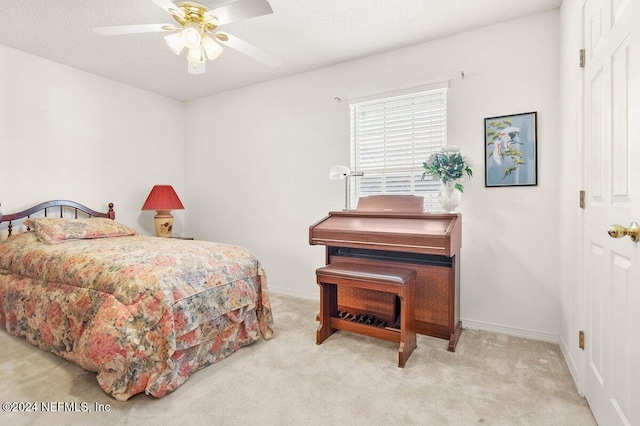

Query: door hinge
[
  {"left": 579, "top": 190, "right": 585, "bottom": 209},
  {"left": 580, "top": 49, "right": 586, "bottom": 68},
  {"left": 579, "top": 330, "right": 585, "bottom": 350}
]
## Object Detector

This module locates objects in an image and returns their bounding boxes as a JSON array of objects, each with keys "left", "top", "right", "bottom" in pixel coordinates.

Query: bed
[{"left": 0, "top": 200, "right": 274, "bottom": 401}]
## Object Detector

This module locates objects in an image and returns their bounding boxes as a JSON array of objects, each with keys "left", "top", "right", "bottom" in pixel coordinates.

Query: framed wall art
[{"left": 484, "top": 111, "right": 537, "bottom": 187}]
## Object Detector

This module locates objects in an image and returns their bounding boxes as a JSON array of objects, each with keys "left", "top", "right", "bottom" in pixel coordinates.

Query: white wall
[
  {"left": 185, "top": 11, "right": 562, "bottom": 340},
  {"left": 0, "top": 45, "right": 186, "bottom": 234}
]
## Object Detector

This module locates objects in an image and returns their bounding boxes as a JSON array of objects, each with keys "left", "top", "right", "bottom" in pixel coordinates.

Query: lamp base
[{"left": 153, "top": 210, "right": 174, "bottom": 237}]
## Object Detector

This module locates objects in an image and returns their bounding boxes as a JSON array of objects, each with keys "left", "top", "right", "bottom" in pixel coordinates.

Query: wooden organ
[{"left": 309, "top": 195, "right": 462, "bottom": 351}]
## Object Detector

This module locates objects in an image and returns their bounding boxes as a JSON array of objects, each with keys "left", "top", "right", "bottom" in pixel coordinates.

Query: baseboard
[
  {"left": 269, "top": 286, "right": 317, "bottom": 300},
  {"left": 461, "top": 318, "right": 559, "bottom": 344},
  {"left": 271, "top": 293, "right": 562, "bottom": 344},
  {"left": 559, "top": 334, "right": 584, "bottom": 395}
]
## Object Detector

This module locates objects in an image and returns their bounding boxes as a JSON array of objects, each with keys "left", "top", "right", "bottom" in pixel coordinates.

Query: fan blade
[
  {"left": 217, "top": 32, "right": 281, "bottom": 67},
  {"left": 93, "top": 24, "right": 176, "bottom": 36},
  {"left": 149, "top": 0, "right": 185, "bottom": 18},
  {"left": 205, "top": 0, "right": 273, "bottom": 26}
]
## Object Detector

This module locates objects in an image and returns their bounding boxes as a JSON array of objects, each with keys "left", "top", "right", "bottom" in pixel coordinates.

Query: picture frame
[{"left": 484, "top": 111, "right": 537, "bottom": 187}]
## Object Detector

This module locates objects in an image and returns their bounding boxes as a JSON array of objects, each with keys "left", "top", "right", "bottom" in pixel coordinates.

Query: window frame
[{"left": 348, "top": 82, "right": 449, "bottom": 211}]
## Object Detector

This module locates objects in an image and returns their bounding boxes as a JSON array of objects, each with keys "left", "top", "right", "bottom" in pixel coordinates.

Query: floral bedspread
[{"left": 0, "top": 232, "right": 274, "bottom": 400}]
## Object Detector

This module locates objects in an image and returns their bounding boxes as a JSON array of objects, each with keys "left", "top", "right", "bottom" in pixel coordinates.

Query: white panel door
[{"left": 582, "top": 0, "right": 640, "bottom": 425}]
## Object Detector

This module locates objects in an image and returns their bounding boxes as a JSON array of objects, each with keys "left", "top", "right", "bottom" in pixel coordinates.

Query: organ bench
[{"left": 316, "top": 263, "right": 417, "bottom": 367}]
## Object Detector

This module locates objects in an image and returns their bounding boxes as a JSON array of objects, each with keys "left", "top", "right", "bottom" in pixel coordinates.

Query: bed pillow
[{"left": 23, "top": 217, "right": 137, "bottom": 244}]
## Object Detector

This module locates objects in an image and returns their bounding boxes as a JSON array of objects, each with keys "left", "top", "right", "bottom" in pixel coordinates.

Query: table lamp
[
  {"left": 141, "top": 185, "right": 184, "bottom": 237},
  {"left": 329, "top": 165, "right": 364, "bottom": 211}
]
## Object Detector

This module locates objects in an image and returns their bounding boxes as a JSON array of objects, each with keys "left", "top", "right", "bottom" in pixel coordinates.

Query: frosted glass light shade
[
  {"left": 164, "top": 32, "right": 184, "bottom": 55},
  {"left": 329, "top": 165, "right": 350, "bottom": 180},
  {"left": 181, "top": 23, "right": 201, "bottom": 48},
  {"left": 202, "top": 36, "right": 223, "bottom": 60},
  {"left": 187, "top": 45, "right": 205, "bottom": 63}
]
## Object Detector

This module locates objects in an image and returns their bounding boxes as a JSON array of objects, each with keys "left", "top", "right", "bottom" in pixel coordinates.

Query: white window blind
[{"left": 349, "top": 84, "right": 448, "bottom": 211}]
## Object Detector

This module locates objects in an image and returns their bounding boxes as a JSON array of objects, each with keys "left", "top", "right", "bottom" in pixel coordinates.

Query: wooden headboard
[{"left": 0, "top": 200, "right": 115, "bottom": 238}]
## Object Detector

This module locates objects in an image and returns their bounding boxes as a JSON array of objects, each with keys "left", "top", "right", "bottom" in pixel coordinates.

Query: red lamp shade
[
  {"left": 141, "top": 185, "right": 184, "bottom": 211},
  {"left": 141, "top": 185, "right": 184, "bottom": 238}
]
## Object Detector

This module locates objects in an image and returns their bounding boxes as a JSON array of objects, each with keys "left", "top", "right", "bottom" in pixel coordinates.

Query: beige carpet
[{"left": 0, "top": 293, "right": 595, "bottom": 425}]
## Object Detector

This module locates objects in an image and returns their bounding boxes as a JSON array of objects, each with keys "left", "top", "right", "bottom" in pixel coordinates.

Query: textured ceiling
[{"left": 0, "top": 0, "right": 561, "bottom": 102}]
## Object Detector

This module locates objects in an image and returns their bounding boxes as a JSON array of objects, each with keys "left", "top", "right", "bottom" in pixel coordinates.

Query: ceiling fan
[{"left": 93, "top": 0, "right": 281, "bottom": 74}]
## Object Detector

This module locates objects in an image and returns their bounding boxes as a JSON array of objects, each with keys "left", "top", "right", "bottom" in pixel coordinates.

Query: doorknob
[{"left": 608, "top": 222, "right": 639, "bottom": 242}]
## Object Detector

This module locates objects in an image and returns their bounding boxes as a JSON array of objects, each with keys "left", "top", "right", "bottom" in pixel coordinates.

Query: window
[{"left": 349, "top": 83, "right": 448, "bottom": 211}]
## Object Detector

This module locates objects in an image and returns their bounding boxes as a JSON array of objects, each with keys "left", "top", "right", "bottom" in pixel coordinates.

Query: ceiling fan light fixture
[
  {"left": 187, "top": 45, "right": 205, "bottom": 63},
  {"left": 164, "top": 32, "right": 184, "bottom": 55},
  {"left": 93, "top": 0, "right": 280, "bottom": 75},
  {"left": 202, "top": 36, "right": 223, "bottom": 60},
  {"left": 181, "top": 22, "right": 202, "bottom": 49}
]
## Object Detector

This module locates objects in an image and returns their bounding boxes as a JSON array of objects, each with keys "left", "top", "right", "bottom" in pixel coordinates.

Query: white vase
[{"left": 439, "top": 181, "right": 461, "bottom": 212}]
